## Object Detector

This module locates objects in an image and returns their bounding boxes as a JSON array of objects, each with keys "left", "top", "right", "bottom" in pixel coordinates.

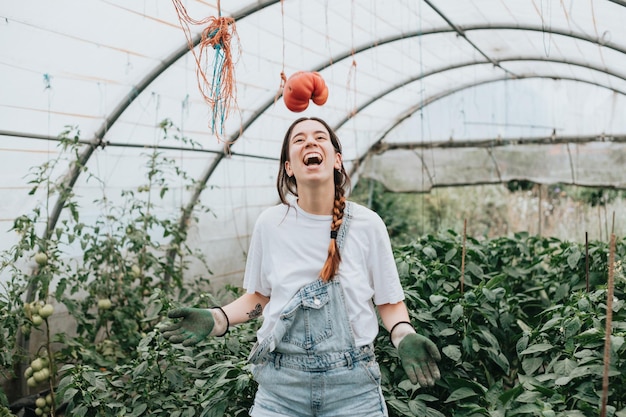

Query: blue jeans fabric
[{"left": 248, "top": 279, "right": 388, "bottom": 417}]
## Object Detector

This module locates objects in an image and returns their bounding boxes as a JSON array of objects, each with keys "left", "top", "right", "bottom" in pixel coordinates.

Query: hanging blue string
[
  {"left": 172, "top": 0, "right": 239, "bottom": 142},
  {"left": 208, "top": 30, "right": 226, "bottom": 136}
]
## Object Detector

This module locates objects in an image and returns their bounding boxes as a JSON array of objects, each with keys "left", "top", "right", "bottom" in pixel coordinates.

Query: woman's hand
[
  {"left": 161, "top": 307, "right": 226, "bottom": 346},
  {"left": 397, "top": 333, "right": 441, "bottom": 386}
]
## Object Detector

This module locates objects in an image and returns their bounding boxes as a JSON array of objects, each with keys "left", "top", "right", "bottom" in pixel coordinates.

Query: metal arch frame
[
  {"left": 345, "top": 60, "right": 626, "bottom": 154},
  {"left": 334, "top": 58, "right": 626, "bottom": 140},
  {"left": 38, "top": 0, "right": 281, "bottom": 238},
  {"left": 329, "top": 56, "right": 626, "bottom": 173},
  {"left": 350, "top": 74, "right": 626, "bottom": 191},
  {"left": 38, "top": 6, "right": 626, "bottom": 237},
  {"left": 356, "top": 61, "right": 626, "bottom": 148}
]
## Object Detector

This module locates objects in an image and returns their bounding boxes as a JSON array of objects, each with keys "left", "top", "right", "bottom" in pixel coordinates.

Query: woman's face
[{"left": 284, "top": 119, "right": 342, "bottom": 187}]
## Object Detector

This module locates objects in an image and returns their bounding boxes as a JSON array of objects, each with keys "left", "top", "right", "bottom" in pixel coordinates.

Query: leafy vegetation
[
  {"left": 378, "top": 231, "right": 625, "bottom": 416},
  {"left": 53, "top": 232, "right": 625, "bottom": 417},
  {"left": 0, "top": 121, "right": 218, "bottom": 416},
  {"left": 0, "top": 126, "right": 624, "bottom": 416},
  {"left": 350, "top": 178, "right": 626, "bottom": 244}
]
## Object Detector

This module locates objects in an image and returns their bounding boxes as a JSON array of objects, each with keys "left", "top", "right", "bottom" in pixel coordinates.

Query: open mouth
[{"left": 303, "top": 153, "right": 323, "bottom": 166}]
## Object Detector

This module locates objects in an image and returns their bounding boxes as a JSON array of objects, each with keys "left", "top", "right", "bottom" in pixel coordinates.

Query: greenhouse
[{"left": 1, "top": 0, "right": 626, "bottom": 416}]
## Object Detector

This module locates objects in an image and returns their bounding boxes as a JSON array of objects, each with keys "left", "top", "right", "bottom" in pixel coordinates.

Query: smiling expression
[{"left": 284, "top": 119, "right": 342, "bottom": 186}]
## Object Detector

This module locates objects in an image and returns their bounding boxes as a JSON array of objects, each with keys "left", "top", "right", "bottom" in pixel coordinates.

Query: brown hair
[{"left": 277, "top": 117, "right": 351, "bottom": 281}]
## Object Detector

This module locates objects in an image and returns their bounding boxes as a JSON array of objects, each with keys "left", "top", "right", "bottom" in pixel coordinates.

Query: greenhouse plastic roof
[{"left": 2, "top": 0, "right": 626, "bottom": 287}]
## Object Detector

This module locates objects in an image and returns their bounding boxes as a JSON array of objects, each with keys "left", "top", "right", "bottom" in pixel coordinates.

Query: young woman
[{"left": 162, "top": 117, "right": 441, "bottom": 416}]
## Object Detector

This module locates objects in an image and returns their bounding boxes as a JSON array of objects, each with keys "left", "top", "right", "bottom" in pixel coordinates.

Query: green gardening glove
[
  {"left": 161, "top": 307, "right": 218, "bottom": 347},
  {"left": 397, "top": 333, "right": 442, "bottom": 387}
]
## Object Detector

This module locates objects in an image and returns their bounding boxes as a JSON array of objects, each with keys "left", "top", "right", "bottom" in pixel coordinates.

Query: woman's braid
[{"left": 319, "top": 184, "right": 346, "bottom": 281}]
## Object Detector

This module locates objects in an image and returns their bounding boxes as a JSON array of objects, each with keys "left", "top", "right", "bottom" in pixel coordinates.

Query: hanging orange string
[{"left": 172, "top": 0, "right": 240, "bottom": 141}]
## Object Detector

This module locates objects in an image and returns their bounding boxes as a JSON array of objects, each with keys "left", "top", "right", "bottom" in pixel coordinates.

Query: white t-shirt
[{"left": 243, "top": 201, "right": 405, "bottom": 347}]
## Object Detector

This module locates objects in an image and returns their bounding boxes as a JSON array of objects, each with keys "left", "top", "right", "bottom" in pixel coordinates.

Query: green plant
[
  {"left": 58, "top": 289, "right": 260, "bottom": 417},
  {"left": 0, "top": 120, "right": 212, "bottom": 414},
  {"left": 375, "top": 231, "right": 626, "bottom": 416},
  {"left": 2, "top": 124, "right": 625, "bottom": 416}
]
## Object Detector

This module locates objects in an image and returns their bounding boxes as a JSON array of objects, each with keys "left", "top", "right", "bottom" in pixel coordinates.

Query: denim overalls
[{"left": 248, "top": 203, "right": 389, "bottom": 417}]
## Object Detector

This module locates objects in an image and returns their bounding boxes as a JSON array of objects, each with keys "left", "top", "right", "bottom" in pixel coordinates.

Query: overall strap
[{"left": 336, "top": 201, "right": 353, "bottom": 250}]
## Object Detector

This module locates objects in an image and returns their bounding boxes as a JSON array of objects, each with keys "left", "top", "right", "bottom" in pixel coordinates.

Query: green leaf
[
  {"left": 130, "top": 403, "right": 148, "bottom": 417},
  {"left": 442, "top": 345, "right": 462, "bottom": 362},
  {"left": 72, "top": 405, "right": 88, "bottom": 417},
  {"left": 567, "top": 250, "right": 581, "bottom": 269},
  {"left": 62, "top": 387, "right": 79, "bottom": 403},
  {"left": 553, "top": 358, "right": 577, "bottom": 376},
  {"left": 443, "top": 247, "right": 457, "bottom": 263},
  {"left": 408, "top": 399, "right": 427, "bottom": 415},
  {"left": 555, "top": 376, "right": 571, "bottom": 385},
  {"left": 195, "top": 379, "right": 208, "bottom": 388},
  {"left": 398, "top": 379, "right": 419, "bottom": 392},
  {"left": 520, "top": 343, "right": 553, "bottom": 355},
  {"left": 133, "top": 361, "right": 148, "bottom": 377},
  {"left": 521, "top": 357, "right": 544, "bottom": 375},
  {"left": 423, "top": 246, "right": 437, "bottom": 259},
  {"left": 450, "top": 304, "right": 463, "bottom": 324},
  {"left": 466, "top": 262, "right": 484, "bottom": 278},
  {"left": 439, "top": 327, "right": 456, "bottom": 337},
  {"left": 498, "top": 383, "right": 523, "bottom": 404},
  {"left": 445, "top": 387, "right": 477, "bottom": 403},
  {"left": 539, "top": 317, "right": 561, "bottom": 332},
  {"left": 429, "top": 294, "right": 446, "bottom": 305}
]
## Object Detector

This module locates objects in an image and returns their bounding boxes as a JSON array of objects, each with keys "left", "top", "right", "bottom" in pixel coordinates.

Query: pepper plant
[{"left": 377, "top": 231, "right": 626, "bottom": 417}]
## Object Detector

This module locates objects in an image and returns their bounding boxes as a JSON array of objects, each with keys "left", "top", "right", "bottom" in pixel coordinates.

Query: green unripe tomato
[
  {"left": 45, "top": 394, "right": 52, "bottom": 405},
  {"left": 30, "top": 358, "right": 44, "bottom": 372},
  {"left": 35, "top": 397, "right": 47, "bottom": 408},
  {"left": 33, "top": 368, "right": 49, "bottom": 383},
  {"left": 39, "top": 303, "right": 54, "bottom": 319},
  {"left": 27, "top": 376, "right": 37, "bottom": 387},
  {"left": 34, "top": 252, "right": 48, "bottom": 266},
  {"left": 30, "top": 302, "right": 40, "bottom": 315},
  {"left": 24, "top": 366, "right": 33, "bottom": 378},
  {"left": 35, "top": 407, "right": 43, "bottom": 416},
  {"left": 31, "top": 314, "right": 43, "bottom": 326},
  {"left": 98, "top": 298, "right": 112, "bottom": 310}
]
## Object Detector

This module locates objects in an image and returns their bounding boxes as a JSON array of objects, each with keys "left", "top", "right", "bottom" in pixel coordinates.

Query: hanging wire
[
  {"left": 274, "top": 0, "right": 287, "bottom": 105},
  {"left": 346, "top": 0, "right": 358, "bottom": 117},
  {"left": 538, "top": 0, "right": 552, "bottom": 57},
  {"left": 43, "top": 73, "right": 53, "bottom": 245},
  {"left": 416, "top": 1, "right": 432, "bottom": 234},
  {"left": 589, "top": 0, "right": 608, "bottom": 68}
]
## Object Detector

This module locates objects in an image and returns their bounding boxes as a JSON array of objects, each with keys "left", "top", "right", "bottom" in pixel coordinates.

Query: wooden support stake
[
  {"left": 538, "top": 184, "right": 542, "bottom": 237},
  {"left": 461, "top": 218, "right": 467, "bottom": 295},
  {"left": 611, "top": 211, "right": 615, "bottom": 235},
  {"left": 600, "top": 233, "right": 616, "bottom": 417},
  {"left": 585, "top": 232, "right": 589, "bottom": 292}
]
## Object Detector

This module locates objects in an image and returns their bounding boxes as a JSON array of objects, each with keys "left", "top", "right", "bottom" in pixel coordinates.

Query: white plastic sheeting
[{"left": 1, "top": 0, "right": 625, "bottom": 288}]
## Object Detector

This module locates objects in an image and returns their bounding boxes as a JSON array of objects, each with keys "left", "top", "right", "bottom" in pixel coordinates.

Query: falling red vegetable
[{"left": 283, "top": 71, "right": 329, "bottom": 112}]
